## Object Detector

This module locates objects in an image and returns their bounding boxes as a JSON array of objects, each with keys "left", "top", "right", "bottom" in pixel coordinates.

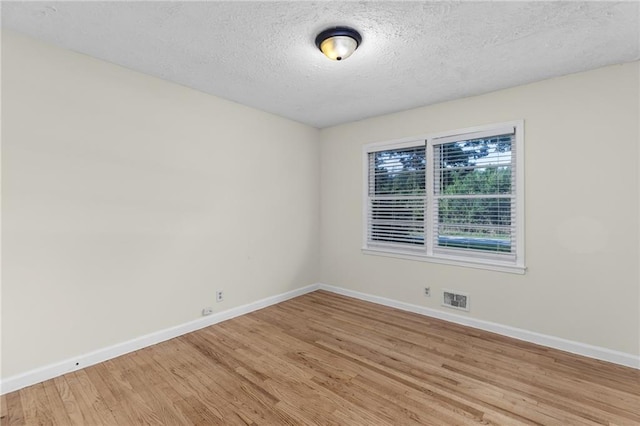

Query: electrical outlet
[
  {"left": 424, "top": 287, "right": 431, "bottom": 297},
  {"left": 216, "top": 290, "right": 224, "bottom": 303},
  {"left": 202, "top": 307, "right": 213, "bottom": 316}
]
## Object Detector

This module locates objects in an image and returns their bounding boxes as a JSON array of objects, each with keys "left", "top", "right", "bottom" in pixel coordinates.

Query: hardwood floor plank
[
  {"left": 290, "top": 312, "right": 607, "bottom": 424},
  {"left": 173, "top": 396, "right": 225, "bottom": 425},
  {"left": 3, "top": 392, "right": 23, "bottom": 426},
  {"left": 2, "top": 290, "right": 639, "bottom": 425},
  {"left": 119, "top": 352, "right": 194, "bottom": 425},
  {"left": 52, "top": 376, "right": 88, "bottom": 425},
  {"left": 256, "top": 307, "right": 535, "bottom": 425},
  {"left": 40, "top": 379, "right": 73, "bottom": 425},
  {"left": 0, "top": 394, "right": 8, "bottom": 425},
  {"left": 283, "top": 291, "right": 640, "bottom": 422},
  {"left": 64, "top": 371, "right": 113, "bottom": 425},
  {"left": 20, "top": 383, "right": 57, "bottom": 425},
  {"left": 154, "top": 335, "right": 298, "bottom": 425},
  {"left": 141, "top": 346, "right": 230, "bottom": 424},
  {"left": 94, "top": 362, "right": 148, "bottom": 424}
]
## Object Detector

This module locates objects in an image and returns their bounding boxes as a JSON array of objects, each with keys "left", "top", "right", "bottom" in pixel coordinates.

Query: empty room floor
[{"left": 2, "top": 290, "right": 639, "bottom": 425}]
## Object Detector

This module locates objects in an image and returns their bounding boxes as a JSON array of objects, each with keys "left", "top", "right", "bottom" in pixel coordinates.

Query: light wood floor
[{"left": 2, "top": 290, "right": 639, "bottom": 425}]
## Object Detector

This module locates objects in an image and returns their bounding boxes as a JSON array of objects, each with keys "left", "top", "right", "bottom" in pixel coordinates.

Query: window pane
[
  {"left": 369, "top": 145, "right": 426, "bottom": 247},
  {"left": 439, "top": 167, "right": 511, "bottom": 195},
  {"left": 434, "top": 133, "right": 514, "bottom": 254},
  {"left": 437, "top": 135, "right": 512, "bottom": 195},
  {"left": 437, "top": 197, "right": 512, "bottom": 252},
  {"left": 372, "top": 147, "right": 426, "bottom": 196}
]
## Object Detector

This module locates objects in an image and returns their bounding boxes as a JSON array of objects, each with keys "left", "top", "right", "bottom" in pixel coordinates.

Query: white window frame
[{"left": 362, "top": 120, "right": 525, "bottom": 274}]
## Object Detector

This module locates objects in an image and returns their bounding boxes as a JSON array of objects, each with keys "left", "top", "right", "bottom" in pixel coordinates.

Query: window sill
[{"left": 361, "top": 247, "right": 526, "bottom": 275}]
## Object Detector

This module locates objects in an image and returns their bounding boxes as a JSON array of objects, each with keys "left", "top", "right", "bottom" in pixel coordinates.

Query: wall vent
[{"left": 442, "top": 290, "right": 469, "bottom": 311}]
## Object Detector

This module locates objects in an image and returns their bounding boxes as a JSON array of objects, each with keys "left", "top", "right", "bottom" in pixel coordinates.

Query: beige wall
[
  {"left": 320, "top": 62, "right": 640, "bottom": 355},
  {"left": 1, "top": 31, "right": 320, "bottom": 378}
]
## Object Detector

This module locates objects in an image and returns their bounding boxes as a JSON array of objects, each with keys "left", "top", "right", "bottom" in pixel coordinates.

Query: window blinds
[
  {"left": 432, "top": 130, "right": 516, "bottom": 260},
  {"left": 367, "top": 145, "right": 426, "bottom": 249}
]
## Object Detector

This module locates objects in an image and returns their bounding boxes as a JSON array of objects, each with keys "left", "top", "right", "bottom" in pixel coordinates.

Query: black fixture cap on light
[{"left": 315, "top": 26, "right": 362, "bottom": 61}]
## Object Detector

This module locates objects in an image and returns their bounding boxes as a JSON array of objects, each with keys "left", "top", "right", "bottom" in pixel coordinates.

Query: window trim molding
[{"left": 362, "top": 120, "right": 526, "bottom": 274}]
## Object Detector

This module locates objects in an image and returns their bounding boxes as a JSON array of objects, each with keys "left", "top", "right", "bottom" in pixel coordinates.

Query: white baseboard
[
  {"left": 3, "top": 281, "right": 637, "bottom": 395},
  {"left": 0, "top": 283, "right": 320, "bottom": 395},
  {"left": 318, "top": 283, "right": 640, "bottom": 370}
]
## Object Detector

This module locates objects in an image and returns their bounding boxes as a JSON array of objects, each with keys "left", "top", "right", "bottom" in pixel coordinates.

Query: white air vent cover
[{"left": 442, "top": 290, "right": 469, "bottom": 311}]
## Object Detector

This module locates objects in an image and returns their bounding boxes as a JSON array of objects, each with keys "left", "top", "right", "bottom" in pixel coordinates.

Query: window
[{"left": 363, "top": 121, "right": 525, "bottom": 273}]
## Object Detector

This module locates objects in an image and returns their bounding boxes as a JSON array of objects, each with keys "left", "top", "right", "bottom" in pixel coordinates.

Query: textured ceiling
[{"left": 2, "top": 1, "right": 639, "bottom": 128}]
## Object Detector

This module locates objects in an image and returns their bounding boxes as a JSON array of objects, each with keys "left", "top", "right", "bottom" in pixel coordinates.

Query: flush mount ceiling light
[{"left": 315, "top": 27, "right": 362, "bottom": 61}]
